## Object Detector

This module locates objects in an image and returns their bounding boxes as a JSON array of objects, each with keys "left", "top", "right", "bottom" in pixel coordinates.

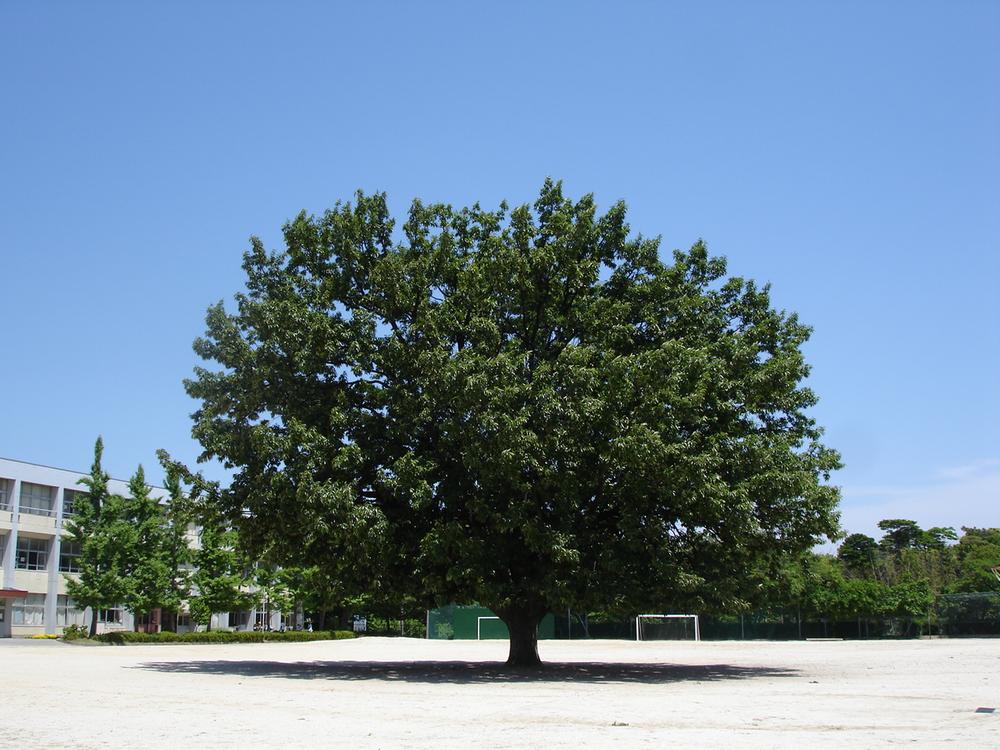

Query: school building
[{"left": 0, "top": 456, "right": 279, "bottom": 637}]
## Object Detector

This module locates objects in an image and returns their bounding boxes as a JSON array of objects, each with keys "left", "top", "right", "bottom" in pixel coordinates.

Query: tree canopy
[
  {"left": 186, "top": 180, "right": 841, "bottom": 665},
  {"left": 837, "top": 532, "right": 879, "bottom": 576}
]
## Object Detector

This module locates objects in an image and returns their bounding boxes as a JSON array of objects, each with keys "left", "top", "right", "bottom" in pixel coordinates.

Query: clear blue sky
[{"left": 2, "top": 1, "right": 997, "bottom": 543}]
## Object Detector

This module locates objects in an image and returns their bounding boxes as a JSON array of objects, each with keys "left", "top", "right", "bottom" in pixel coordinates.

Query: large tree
[{"left": 186, "top": 181, "right": 841, "bottom": 665}]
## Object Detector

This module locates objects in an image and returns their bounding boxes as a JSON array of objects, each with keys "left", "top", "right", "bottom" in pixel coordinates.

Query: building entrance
[{"left": 0, "top": 590, "right": 29, "bottom": 638}]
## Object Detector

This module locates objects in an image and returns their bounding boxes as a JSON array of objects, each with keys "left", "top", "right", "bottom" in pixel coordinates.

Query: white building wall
[
  {"left": 0, "top": 456, "right": 168, "bottom": 637},
  {"left": 0, "top": 456, "right": 280, "bottom": 638}
]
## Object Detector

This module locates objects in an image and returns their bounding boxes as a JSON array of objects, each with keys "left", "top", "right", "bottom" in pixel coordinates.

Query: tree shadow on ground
[{"left": 133, "top": 659, "right": 798, "bottom": 684}]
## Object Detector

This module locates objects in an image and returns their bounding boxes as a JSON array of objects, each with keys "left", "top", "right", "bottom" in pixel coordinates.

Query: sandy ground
[{"left": 2, "top": 636, "right": 997, "bottom": 748}]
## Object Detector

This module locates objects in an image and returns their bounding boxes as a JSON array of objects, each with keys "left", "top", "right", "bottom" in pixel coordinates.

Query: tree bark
[{"left": 497, "top": 604, "right": 545, "bottom": 668}]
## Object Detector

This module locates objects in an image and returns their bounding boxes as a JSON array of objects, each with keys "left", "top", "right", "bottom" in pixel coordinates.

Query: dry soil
[{"left": 2, "top": 636, "right": 997, "bottom": 748}]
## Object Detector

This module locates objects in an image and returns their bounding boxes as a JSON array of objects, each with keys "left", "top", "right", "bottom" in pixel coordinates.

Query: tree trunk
[
  {"left": 497, "top": 604, "right": 545, "bottom": 668},
  {"left": 89, "top": 610, "right": 98, "bottom": 638}
]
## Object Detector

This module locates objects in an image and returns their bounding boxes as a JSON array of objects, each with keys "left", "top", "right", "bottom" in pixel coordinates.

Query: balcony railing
[{"left": 19, "top": 505, "right": 58, "bottom": 518}]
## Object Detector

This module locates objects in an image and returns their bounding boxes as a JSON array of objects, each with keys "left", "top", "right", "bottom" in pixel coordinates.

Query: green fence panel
[
  {"left": 427, "top": 605, "right": 555, "bottom": 640},
  {"left": 429, "top": 594, "right": 1000, "bottom": 641}
]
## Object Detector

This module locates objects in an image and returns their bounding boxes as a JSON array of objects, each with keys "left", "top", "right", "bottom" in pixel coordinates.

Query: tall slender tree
[
  {"left": 63, "top": 437, "right": 131, "bottom": 637},
  {"left": 120, "top": 465, "right": 174, "bottom": 630},
  {"left": 157, "top": 466, "right": 194, "bottom": 631}
]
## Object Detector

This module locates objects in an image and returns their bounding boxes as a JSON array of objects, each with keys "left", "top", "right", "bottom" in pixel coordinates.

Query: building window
[
  {"left": 228, "top": 611, "right": 249, "bottom": 629},
  {"left": 0, "top": 478, "right": 12, "bottom": 511},
  {"left": 59, "top": 540, "right": 82, "bottom": 572},
  {"left": 12, "top": 594, "right": 46, "bottom": 625},
  {"left": 62, "top": 489, "right": 86, "bottom": 517},
  {"left": 19, "top": 482, "right": 56, "bottom": 517},
  {"left": 16, "top": 536, "right": 49, "bottom": 570},
  {"left": 98, "top": 606, "right": 124, "bottom": 625},
  {"left": 254, "top": 608, "right": 271, "bottom": 630},
  {"left": 56, "top": 595, "right": 85, "bottom": 627}
]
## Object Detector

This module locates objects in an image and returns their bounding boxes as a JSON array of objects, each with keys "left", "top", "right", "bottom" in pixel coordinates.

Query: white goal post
[
  {"left": 477, "top": 616, "right": 501, "bottom": 640},
  {"left": 635, "top": 614, "right": 701, "bottom": 641}
]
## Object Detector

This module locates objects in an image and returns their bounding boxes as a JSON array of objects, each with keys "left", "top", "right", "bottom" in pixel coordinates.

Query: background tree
[
  {"left": 829, "top": 578, "right": 890, "bottom": 621},
  {"left": 889, "top": 579, "right": 934, "bottom": 619},
  {"left": 188, "top": 513, "right": 251, "bottom": 631},
  {"left": 792, "top": 553, "right": 846, "bottom": 623},
  {"left": 273, "top": 565, "right": 347, "bottom": 630},
  {"left": 837, "top": 533, "right": 880, "bottom": 579},
  {"left": 245, "top": 563, "right": 295, "bottom": 630},
  {"left": 185, "top": 181, "right": 841, "bottom": 665},
  {"left": 157, "top": 466, "right": 194, "bottom": 631},
  {"left": 922, "top": 526, "right": 959, "bottom": 549},
  {"left": 877, "top": 519, "right": 925, "bottom": 555},
  {"left": 120, "top": 465, "right": 174, "bottom": 631},
  {"left": 949, "top": 527, "right": 1000, "bottom": 593},
  {"left": 874, "top": 519, "right": 958, "bottom": 598},
  {"left": 63, "top": 437, "right": 132, "bottom": 637},
  {"left": 155, "top": 453, "right": 250, "bottom": 631}
]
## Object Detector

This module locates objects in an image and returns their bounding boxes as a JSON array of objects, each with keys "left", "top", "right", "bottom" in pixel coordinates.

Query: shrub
[
  {"left": 96, "top": 629, "right": 355, "bottom": 645},
  {"left": 62, "top": 624, "right": 89, "bottom": 641}
]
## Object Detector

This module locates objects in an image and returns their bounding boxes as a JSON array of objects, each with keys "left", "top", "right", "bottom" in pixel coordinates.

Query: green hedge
[{"left": 95, "top": 630, "right": 356, "bottom": 645}]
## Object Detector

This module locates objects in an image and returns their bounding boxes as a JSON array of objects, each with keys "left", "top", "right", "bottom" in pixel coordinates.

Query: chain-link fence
[
  {"left": 413, "top": 593, "right": 1000, "bottom": 640},
  {"left": 936, "top": 592, "right": 1000, "bottom": 636}
]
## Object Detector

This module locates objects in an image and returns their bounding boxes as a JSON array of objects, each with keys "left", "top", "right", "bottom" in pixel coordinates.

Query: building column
[
  {"left": 2, "top": 479, "right": 22, "bottom": 589},
  {"left": 44, "top": 488, "right": 66, "bottom": 634}
]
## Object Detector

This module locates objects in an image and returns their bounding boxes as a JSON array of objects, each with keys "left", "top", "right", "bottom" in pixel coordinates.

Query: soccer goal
[
  {"left": 635, "top": 614, "right": 701, "bottom": 641},
  {"left": 477, "top": 616, "right": 504, "bottom": 640}
]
